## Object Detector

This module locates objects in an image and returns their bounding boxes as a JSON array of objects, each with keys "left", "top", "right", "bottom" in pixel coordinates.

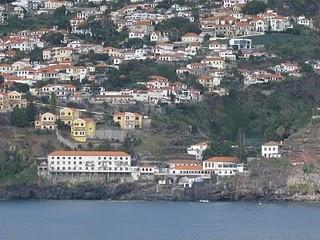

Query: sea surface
[{"left": 0, "top": 200, "right": 319, "bottom": 240}]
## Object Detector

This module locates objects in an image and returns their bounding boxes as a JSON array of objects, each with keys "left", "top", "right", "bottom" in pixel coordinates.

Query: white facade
[
  {"left": 203, "top": 157, "right": 244, "bottom": 176},
  {"left": 296, "top": 16, "right": 314, "bottom": 29},
  {"left": 261, "top": 141, "right": 281, "bottom": 158},
  {"left": 229, "top": 38, "right": 252, "bottom": 50},
  {"left": 48, "top": 151, "right": 132, "bottom": 173},
  {"left": 223, "top": 0, "right": 248, "bottom": 8},
  {"left": 187, "top": 142, "right": 208, "bottom": 160}
]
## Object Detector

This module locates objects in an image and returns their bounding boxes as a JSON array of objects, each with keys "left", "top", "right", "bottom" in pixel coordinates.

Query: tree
[
  {"left": 41, "top": 32, "right": 64, "bottom": 45},
  {"left": 29, "top": 46, "right": 43, "bottom": 62},
  {"left": 53, "top": 6, "right": 67, "bottom": 17},
  {"left": 0, "top": 147, "right": 30, "bottom": 179},
  {"left": 122, "top": 38, "right": 148, "bottom": 49},
  {"left": 11, "top": 107, "right": 33, "bottom": 127},
  {"left": 155, "top": 17, "right": 201, "bottom": 41},
  {"left": 122, "top": 134, "right": 142, "bottom": 154},
  {"left": 242, "top": 0, "right": 267, "bottom": 15},
  {"left": 50, "top": 92, "right": 57, "bottom": 112},
  {"left": 203, "top": 140, "right": 234, "bottom": 159},
  {"left": 10, "top": 83, "right": 29, "bottom": 93},
  {"left": 0, "top": 75, "right": 4, "bottom": 85},
  {"left": 301, "top": 63, "right": 314, "bottom": 73}
]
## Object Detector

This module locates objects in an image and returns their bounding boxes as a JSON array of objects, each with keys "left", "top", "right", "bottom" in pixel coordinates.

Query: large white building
[
  {"left": 47, "top": 151, "right": 132, "bottom": 174},
  {"left": 261, "top": 141, "right": 282, "bottom": 158},
  {"left": 168, "top": 157, "right": 244, "bottom": 177},
  {"left": 203, "top": 157, "right": 244, "bottom": 176}
]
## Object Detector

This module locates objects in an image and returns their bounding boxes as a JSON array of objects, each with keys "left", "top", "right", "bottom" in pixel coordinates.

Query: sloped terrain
[{"left": 283, "top": 123, "right": 320, "bottom": 164}]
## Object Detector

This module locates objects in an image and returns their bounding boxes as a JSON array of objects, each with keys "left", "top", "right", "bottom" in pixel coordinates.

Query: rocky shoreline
[{"left": 0, "top": 181, "right": 319, "bottom": 202}]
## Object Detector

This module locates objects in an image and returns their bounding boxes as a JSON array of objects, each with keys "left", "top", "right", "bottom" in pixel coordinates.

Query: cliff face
[{"left": 0, "top": 169, "right": 319, "bottom": 202}]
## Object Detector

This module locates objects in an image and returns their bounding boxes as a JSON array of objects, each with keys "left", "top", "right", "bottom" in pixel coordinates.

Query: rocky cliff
[{"left": 0, "top": 160, "right": 319, "bottom": 202}]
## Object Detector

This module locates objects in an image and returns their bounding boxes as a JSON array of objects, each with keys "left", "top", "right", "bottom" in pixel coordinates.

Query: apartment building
[
  {"left": 47, "top": 150, "right": 132, "bottom": 174},
  {"left": 0, "top": 91, "right": 27, "bottom": 112},
  {"left": 59, "top": 107, "right": 80, "bottom": 125},
  {"left": 34, "top": 112, "right": 57, "bottom": 130},
  {"left": 71, "top": 117, "right": 96, "bottom": 142}
]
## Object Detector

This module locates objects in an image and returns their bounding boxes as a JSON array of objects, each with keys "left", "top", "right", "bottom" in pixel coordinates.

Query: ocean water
[{"left": 0, "top": 200, "right": 319, "bottom": 240}]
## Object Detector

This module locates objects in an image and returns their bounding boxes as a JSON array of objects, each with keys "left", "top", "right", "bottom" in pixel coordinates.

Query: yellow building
[
  {"left": 0, "top": 91, "right": 27, "bottom": 112},
  {"left": 59, "top": 107, "right": 80, "bottom": 125},
  {"left": 113, "top": 112, "right": 143, "bottom": 129},
  {"left": 35, "top": 112, "right": 57, "bottom": 130},
  {"left": 71, "top": 118, "right": 96, "bottom": 142},
  {"left": 201, "top": 56, "right": 225, "bottom": 70}
]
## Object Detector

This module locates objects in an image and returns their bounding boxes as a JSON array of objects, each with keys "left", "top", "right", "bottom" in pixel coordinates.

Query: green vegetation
[
  {"left": 288, "top": 183, "right": 310, "bottom": 195},
  {"left": 104, "top": 60, "right": 178, "bottom": 90},
  {"left": 78, "top": 18, "right": 128, "bottom": 46},
  {"left": 122, "top": 38, "right": 153, "bottom": 49},
  {"left": 155, "top": 17, "right": 200, "bottom": 41},
  {"left": 79, "top": 50, "right": 110, "bottom": 64},
  {"left": 157, "top": 72, "right": 319, "bottom": 154},
  {"left": 0, "top": 147, "right": 37, "bottom": 184},
  {"left": 136, "top": 134, "right": 167, "bottom": 156},
  {"left": 0, "top": 7, "right": 71, "bottom": 35},
  {"left": 11, "top": 104, "right": 37, "bottom": 128},
  {"left": 122, "top": 134, "right": 142, "bottom": 155},
  {"left": 41, "top": 32, "right": 64, "bottom": 46},
  {"left": 268, "top": 0, "right": 320, "bottom": 17},
  {"left": 302, "top": 164, "right": 314, "bottom": 174},
  {"left": 29, "top": 46, "right": 43, "bottom": 62},
  {"left": 249, "top": 26, "right": 320, "bottom": 61},
  {"left": 242, "top": 0, "right": 268, "bottom": 15}
]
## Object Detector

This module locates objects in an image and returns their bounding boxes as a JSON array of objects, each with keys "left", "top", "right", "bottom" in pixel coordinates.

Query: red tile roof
[{"left": 48, "top": 151, "right": 130, "bottom": 157}]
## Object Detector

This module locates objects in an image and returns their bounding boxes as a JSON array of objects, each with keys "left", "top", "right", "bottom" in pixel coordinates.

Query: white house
[
  {"left": 229, "top": 38, "right": 252, "bottom": 50},
  {"left": 261, "top": 141, "right": 282, "bottom": 158},
  {"left": 296, "top": 16, "right": 314, "bottom": 29},
  {"left": 187, "top": 142, "right": 208, "bottom": 160},
  {"left": 223, "top": 0, "right": 248, "bottom": 8},
  {"left": 203, "top": 157, "right": 244, "bottom": 176},
  {"left": 181, "top": 33, "right": 202, "bottom": 43}
]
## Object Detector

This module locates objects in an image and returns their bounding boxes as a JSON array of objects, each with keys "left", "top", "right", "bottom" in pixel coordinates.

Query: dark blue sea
[{"left": 0, "top": 200, "right": 319, "bottom": 240}]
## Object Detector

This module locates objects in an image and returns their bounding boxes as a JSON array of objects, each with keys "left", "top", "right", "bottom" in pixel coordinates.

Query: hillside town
[{"left": 0, "top": 0, "right": 320, "bottom": 191}]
